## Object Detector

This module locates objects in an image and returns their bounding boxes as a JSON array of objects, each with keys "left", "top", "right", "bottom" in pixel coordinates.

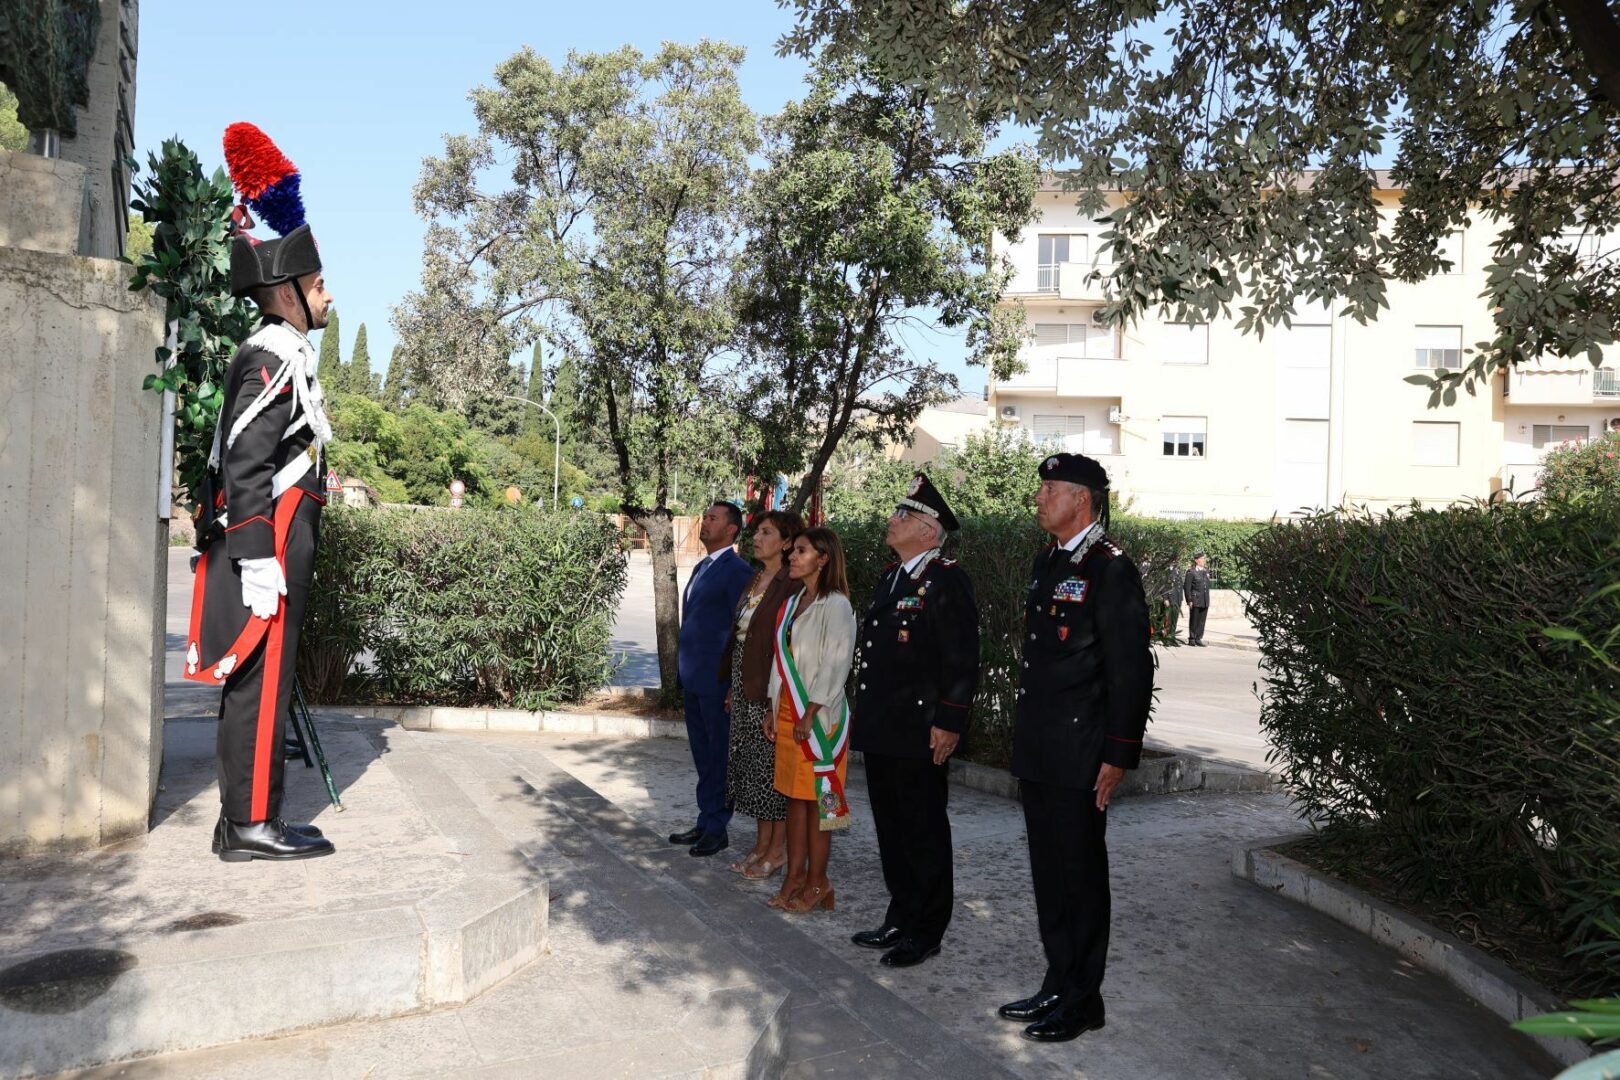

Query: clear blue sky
[{"left": 134, "top": 1, "right": 984, "bottom": 397}]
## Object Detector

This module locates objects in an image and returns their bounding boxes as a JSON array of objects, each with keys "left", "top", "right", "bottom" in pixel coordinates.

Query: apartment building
[{"left": 989, "top": 180, "right": 1619, "bottom": 519}]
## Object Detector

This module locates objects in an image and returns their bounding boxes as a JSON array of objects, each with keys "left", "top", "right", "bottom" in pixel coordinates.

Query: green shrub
[
  {"left": 299, "top": 507, "right": 627, "bottom": 708},
  {"left": 1539, "top": 431, "right": 1620, "bottom": 505},
  {"left": 1149, "top": 518, "right": 1268, "bottom": 588},
  {"left": 1240, "top": 499, "right": 1620, "bottom": 994},
  {"left": 835, "top": 512, "right": 1184, "bottom": 768}
]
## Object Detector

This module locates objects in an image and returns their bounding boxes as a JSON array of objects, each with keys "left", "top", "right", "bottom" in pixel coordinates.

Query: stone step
[{"left": 0, "top": 720, "right": 547, "bottom": 1079}]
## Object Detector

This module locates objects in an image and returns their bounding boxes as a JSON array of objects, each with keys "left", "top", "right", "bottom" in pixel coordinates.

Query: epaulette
[
  {"left": 1098, "top": 540, "right": 1124, "bottom": 559},
  {"left": 936, "top": 557, "right": 958, "bottom": 567}
]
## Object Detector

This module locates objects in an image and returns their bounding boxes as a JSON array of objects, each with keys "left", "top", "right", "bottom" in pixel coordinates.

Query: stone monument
[{"left": 0, "top": 0, "right": 168, "bottom": 852}]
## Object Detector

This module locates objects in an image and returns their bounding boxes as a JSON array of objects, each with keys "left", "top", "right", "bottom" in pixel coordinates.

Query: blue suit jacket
[{"left": 678, "top": 548, "right": 754, "bottom": 694}]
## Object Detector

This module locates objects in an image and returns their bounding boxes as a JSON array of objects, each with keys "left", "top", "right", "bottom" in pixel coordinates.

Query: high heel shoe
[
  {"left": 729, "top": 852, "right": 763, "bottom": 875},
  {"left": 782, "top": 884, "right": 835, "bottom": 914},
  {"left": 744, "top": 853, "right": 786, "bottom": 880},
  {"left": 767, "top": 885, "right": 801, "bottom": 910}
]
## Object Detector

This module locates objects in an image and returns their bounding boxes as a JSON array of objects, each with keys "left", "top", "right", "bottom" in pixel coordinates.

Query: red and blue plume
[{"left": 223, "top": 122, "right": 305, "bottom": 236}]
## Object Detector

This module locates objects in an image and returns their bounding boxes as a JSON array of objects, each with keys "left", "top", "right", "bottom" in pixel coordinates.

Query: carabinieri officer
[
  {"left": 999, "top": 452, "right": 1152, "bottom": 1041},
  {"left": 183, "top": 123, "right": 337, "bottom": 862},
  {"left": 851, "top": 474, "right": 980, "bottom": 968}
]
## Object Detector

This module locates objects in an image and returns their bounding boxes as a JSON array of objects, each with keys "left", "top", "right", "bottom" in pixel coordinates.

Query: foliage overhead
[
  {"left": 737, "top": 58, "right": 1039, "bottom": 511},
  {"left": 128, "top": 138, "right": 258, "bottom": 510},
  {"left": 782, "top": 0, "right": 1620, "bottom": 402}
]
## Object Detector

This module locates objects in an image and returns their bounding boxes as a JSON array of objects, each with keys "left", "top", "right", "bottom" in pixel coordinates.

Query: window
[
  {"left": 1162, "top": 415, "right": 1207, "bottom": 457},
  {"left": 1561, "top": 231, "right": 1603, "bottom": 265},
  {"left": 1032, "top": 322, "right": 1083, "bottom": 348},
  {"left": 1532, "top": 424, "right": 1589, "bottom": 449},
  {"left": 1414, "top": 325, "right": 1462, "bottom": 369},
  {"left": 1163, "top": 323, "right": 1209, "bottom": 365},
  {"left": 1277, "top": 324, "right": 1331, "bottom": 368},
  {"left": 1280, "top": 419, "right": 1329, "bottom": 464},
  {"left": 1032, "top": 414, "right": 1086, "bottom": 449},
  {"left": 1438, "top": 231, "right": 1464, "bottom": 274},
  {"left": 1597, "top": 369, "right": 1620, "bottom": 398},
  {"left": 1411, "top": 421, "right": 1460, "bottom": 467},
  {"left": 1036, "top": 234, "right": 1070, "bottom": 292}
]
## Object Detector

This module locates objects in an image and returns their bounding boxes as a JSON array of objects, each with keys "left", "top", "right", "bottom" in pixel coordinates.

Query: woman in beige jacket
[{"left": 765, "top": 527, "right": 857, "bottom": 914}]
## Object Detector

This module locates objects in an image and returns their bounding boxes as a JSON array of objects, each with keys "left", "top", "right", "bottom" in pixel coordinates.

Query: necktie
[{"left": 684, "top": 557, "right": 711, "bottom": 609}]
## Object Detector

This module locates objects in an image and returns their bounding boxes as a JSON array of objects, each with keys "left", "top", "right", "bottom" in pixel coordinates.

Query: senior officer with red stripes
[
  {"left": 850, "top": 474, "right": 980, "bottom": 969},
  {"left": 999, "top": 452, "right": 1152, "bottom": 1042},
  {"left": 183, "top": 124, "right": 336, "bottom": 862}
]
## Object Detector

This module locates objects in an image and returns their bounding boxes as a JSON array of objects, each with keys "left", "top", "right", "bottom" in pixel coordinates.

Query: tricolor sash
[{"left": 774, "top": 591, "right": 851, "bottom": 831}]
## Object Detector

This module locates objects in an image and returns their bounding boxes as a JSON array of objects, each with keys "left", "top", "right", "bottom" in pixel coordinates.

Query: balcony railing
[
  {"left": 1036, "top": 263, "right": 1061, "bottom": 293},
  {"left": 1597, "top": 369, "right": 1620, "bottom": 398}
]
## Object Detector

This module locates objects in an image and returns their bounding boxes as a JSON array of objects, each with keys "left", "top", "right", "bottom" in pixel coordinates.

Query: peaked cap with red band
[{"left": 224, "top": 122, "right": 321, "bottom": 298}]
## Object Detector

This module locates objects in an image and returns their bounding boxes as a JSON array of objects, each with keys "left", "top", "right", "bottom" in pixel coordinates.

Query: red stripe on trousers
[{"left": 251, "top": 601, "right": 286, "bottom": 822}]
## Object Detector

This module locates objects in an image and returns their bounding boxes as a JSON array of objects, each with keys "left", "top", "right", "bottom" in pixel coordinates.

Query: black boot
[
  {"left": 217, "top": 818, "right": 335, "bottom": 862},
  {"left": 213, "top": 816, "right": 322, "bottom": 854}
]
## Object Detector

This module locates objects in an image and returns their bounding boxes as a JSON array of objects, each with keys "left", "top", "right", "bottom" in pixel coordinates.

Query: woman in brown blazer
[{"left": 722, "top": 510, "right": 804, "bottom": 878}]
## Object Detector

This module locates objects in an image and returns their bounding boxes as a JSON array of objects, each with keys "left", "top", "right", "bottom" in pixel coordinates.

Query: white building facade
[{"left": 990, "top": 181, "right": 1619, "bottom": 519}]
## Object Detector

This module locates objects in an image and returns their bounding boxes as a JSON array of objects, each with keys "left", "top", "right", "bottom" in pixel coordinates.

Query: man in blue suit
[{"left": 670, "top": 501, "right": 755, "bottom": 857}]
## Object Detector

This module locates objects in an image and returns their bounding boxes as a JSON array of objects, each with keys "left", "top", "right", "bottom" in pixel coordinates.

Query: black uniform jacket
[
  {"left": 1012, "top": 533, "right": 1153, "bottom": 787},
  {"left": 852, "top": 557, "right": 981, "bottom": 761},
  {"left": 1183, "top": 566, "right": 1211, "bottom": 608},
  {"left": 184, "top": 318, "right": 325, "bottom": 685}
]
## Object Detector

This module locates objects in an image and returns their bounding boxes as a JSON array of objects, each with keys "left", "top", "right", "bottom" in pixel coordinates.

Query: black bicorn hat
[
  {"left": 229, "top": 224, "right": 321, "bottom": 298},
  {"left": 1038, "top": 451, "right": 1111, "bottom": 491},
  {"left": 896, "top": 472, "right": 959, "bottom": 533}
]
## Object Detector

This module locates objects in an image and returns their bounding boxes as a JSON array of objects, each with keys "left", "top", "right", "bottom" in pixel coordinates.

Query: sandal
[
  {"left": 729, "top": 852, "right": 763, "bottom": 875},
  {"left": 767, "top": 885, "right": 802, "bottom": 910},
  {"left": 782, "top": 884, "right": 835, "bottom": 914},
  {"left": 744, "top": 853, "right": 786, "bottom": 880}
]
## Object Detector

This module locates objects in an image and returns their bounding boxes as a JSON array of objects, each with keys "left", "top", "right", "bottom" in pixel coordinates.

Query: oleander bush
[
  {"left": 1153, "top": 517, "right": 1268, "bottom": 589},
  {"left": 1240, "top": 498, "right": 1620, "bottom": 994},
  {"left": 299, "top": 506, "right": 627, "bottom": 708},
  {"left": 1538, "top": 431, "right": 1620, "bottom": 506},
  {"left": 834, "top": 512, "right": 1185, "bottom": 768}
]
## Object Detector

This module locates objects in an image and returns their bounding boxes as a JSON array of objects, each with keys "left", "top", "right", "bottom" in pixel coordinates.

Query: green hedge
[
  {"left": 298, "top": 507, "right": 627, "bottom": 708},
  {"left": 1146, "top": 517, "right": 1267, "bottom": 589},
  {"left": 837, "top": 513, "right": 1186, "bottom": 768},
  {"left": 1240, "top": 500, "right": 1620, "bottom": 994}
]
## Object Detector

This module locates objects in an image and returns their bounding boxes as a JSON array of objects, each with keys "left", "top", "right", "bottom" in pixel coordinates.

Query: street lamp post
[{"left": 499, "top": 394, "right": 561, "bottom": 510}]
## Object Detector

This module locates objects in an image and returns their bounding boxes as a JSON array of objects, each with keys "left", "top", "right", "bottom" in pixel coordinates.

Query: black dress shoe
[
  {"left": 217, "top": 818, "right": 335, "bottom": 862},
  {"left": 669, "top": 825, "right": 704, "bottom": 845},
  {"left": 998, "top": 992, "right": 1062, "bottom": 1022},
  {"left": 688, "top": 833, "right": 729, "bottom": 857},
  {"left": 880, "top": 939, "right": 940, "bottom": 968},
  {"left": 1022, "top": 1001, "right": 1106, "bottom": 1043},
  {"left": 213, "top": 816, "right": 322, "bottom": 854},
  {"left": 851, "top": 925, "right": 903, "bottom": 950}
]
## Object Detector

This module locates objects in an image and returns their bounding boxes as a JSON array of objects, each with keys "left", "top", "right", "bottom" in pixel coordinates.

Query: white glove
[{"left": 240, "top": 557, "right": 287, "bottom": 620}]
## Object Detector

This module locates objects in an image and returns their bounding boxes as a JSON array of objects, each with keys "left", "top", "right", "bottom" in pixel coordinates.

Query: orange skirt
[{"left": 772, "top": 693, "right": 845, "bottom": 801}]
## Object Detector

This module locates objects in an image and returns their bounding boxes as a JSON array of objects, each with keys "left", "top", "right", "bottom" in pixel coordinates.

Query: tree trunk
[{"left": 629, "top": 505, "right": 682, "bottom": 701}]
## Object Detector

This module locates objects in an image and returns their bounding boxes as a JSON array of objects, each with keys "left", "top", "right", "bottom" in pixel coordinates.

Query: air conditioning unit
[
  {"left": 1089, "top": 308, "right": 1110, "bottom": 327},
  {"left": 999, "top": 404, "right": 1021, "bottom": 421},
  {"left": 1107, "top": 405, "right": 1122, "bottom": 424}
]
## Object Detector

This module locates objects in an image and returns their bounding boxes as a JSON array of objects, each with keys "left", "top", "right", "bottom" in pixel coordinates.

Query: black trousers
[
  {"left": 1020, "top": 778, "right": 1109, "bottom": 1007},
  {"left": 1187, "top": 604, "right": 1208, "bottom": 644},
  {"left": 217, "top": 499, "right": 320, "bottom": 823},
  {"left": 865, "top": 752, "right": 954, "bottom": 947}
]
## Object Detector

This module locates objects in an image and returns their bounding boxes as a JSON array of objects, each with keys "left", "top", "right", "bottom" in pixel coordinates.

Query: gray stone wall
[
  {"left": 55, "top": 0, "right": 138, "bottom": 259},
  {"left": 0, "top": 147, "right": 166, "bottom": 852}
]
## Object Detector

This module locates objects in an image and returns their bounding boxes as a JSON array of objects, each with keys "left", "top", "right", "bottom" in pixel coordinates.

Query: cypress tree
[
  {"left": 349, "top": 323, "right": 372, "bottom": 396},
  {"left": 380, "top": 346, "right": 404, "bottom": 409},
  {"left": 316, "top": 308, "right": 342, "bottom": 387}
]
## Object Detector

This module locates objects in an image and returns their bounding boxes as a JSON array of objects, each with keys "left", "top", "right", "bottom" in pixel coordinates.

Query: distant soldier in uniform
[
  {"left": 850, "top": 474, "right": 980, "bottom": 969},
  {"left": 999, "top": 453, "right": 1151, "bottom": 1042},
  {"left": 1183, "top": 551, "right": 1211, "bottom": 647},
  {"left": 183, "top": 123, "right": 336, "bottom": 862}
]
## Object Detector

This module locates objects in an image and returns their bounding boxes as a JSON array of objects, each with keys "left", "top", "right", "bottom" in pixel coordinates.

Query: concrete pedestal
[{"left": 0, "top": 214, "right": 166, "bottom": 853}]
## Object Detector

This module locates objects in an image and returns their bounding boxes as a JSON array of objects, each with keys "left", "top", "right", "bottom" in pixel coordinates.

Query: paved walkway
[{"left": 34, "top": 722, "right": 1553, "bottom": 1079}]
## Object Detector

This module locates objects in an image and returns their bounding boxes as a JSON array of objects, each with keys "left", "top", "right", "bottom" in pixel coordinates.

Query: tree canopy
[
  {"left": 737, "top": 59, "right": 1039, "bottom": 512},
  {"left": 782, "top": 0, "right": 1620, "bottom": 401}
]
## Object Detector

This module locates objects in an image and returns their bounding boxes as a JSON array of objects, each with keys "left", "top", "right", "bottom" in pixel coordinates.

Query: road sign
[
  {"left": 449, "top": 479, "right": 466, "bottom": 496},
  {"left": 325, "top": 468, "right": 341, "bottom": 493}
]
